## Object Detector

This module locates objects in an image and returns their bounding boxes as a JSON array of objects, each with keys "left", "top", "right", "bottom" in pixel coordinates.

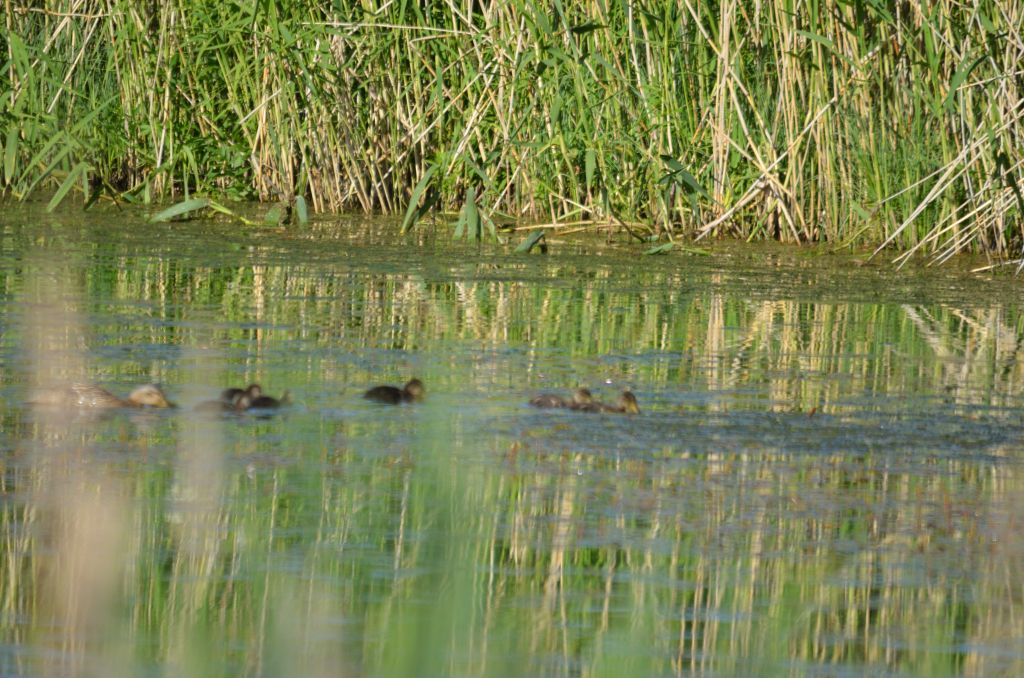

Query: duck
[
  {"left": 576, "top": 390, "right": 640, "bottom": 414},
  {"left": 30, "top": 383, "right": 175, "bottom": 409},
  {"left": 529, "top": 388, "right": 593, "bottom": 409},
  {"left": 248, "top": 389, "right": 291, "bottom": 409},
  {"left": 194, "top": 389, "right": 255, "bottom": 414},
  {"left": 364, "top": 378, "right": 425, "bottom": 404},
  {"left": 221, "top": 383, "right": 262, "bottom": 404}
]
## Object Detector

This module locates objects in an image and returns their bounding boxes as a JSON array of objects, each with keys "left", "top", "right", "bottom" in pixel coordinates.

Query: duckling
[
  {"left": 221, "top": 383, "right": 262, "bottom": 404},
  {"left": 613, "top": 390, "right": 641, "bottom": 414},
  {"left": 364, "top": 378, "right": 425, "bottom": 404},
  {"left": 248, "top": 389, "right": 291, "bottom": 409},
  {"left": 577, "top": 390, "right": 640, "bottom": 414},
  {"left": 30, "top": 383, "right": 175, "bottom": 409},
  {"left": 530, "top": 388, "right": 593, "bottom": 409},
  {"left": 195, "top": 390, "right": 254, "bottom": 414}
]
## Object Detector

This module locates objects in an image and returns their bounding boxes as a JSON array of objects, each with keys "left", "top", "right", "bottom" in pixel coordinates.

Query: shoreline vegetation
[{"left": 2, "top": 2, "right": 1022, "bottom": 265}]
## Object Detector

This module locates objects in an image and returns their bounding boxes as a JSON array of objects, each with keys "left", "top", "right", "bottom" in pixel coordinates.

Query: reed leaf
[
  {"left": 400, "top": 163, "right": 440, "bottom": 234},
  {"left": 515, "top": 229, "right": 546, "bottom": 253},
  {"left": 150, "top": 198, "right": 211, "bottom": 223},
  {"left": 643, "top": 242, "right": 674, "bottom": 255},
  {"left": 46, "top": 162, "right": 90, "bottom": 212},
  {"left": 294, "top": 195, "right": 308, "bottom": 225}
]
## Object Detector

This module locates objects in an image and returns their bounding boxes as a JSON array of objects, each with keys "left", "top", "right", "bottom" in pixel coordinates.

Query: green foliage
[
  {"left": 150, "top": 197, "right": 259, "bottom": 226},
  {"left": 150, "top": 199, "right": 212, "bottom": 223},
  {"left": 515, "top": 229, "right": 547, "bottom": 253},
  {"left": 1, "top": 0, "right": 1022, "bottom": 261},
  {"left": 643, "top": 242, "right": 674, "bottom": 255}
]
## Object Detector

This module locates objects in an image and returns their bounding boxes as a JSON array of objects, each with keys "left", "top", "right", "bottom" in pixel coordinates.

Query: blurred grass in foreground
[{"left": 6, "top": 405, "right": 1023, "bottom": 675}]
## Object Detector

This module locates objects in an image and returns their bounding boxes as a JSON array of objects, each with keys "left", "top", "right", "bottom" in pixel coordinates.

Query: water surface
[{"left": 1, "top": 205, "right": 1023, "bottom": 676}]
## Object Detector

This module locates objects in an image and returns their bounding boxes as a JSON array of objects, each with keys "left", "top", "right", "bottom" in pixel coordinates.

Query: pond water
[{"left": 1, "top": 204, "right": 1023, "bottom": 676}]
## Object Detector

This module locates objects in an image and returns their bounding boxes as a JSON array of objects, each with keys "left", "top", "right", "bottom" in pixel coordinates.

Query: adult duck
[{"left": 30, "top": 383, "right": 175, "bottom": 409}]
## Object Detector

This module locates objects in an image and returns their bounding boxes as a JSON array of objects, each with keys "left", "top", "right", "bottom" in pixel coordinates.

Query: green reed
[{"left": 2, "top": 1, "right": 1022, "bottom": 262}]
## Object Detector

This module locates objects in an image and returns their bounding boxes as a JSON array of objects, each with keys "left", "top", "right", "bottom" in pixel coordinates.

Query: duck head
[
  {"left": 618, "top": 390, "right": 640, "bottom": 414},
  {"left": 128, "top": 384, "right": 175, "bottom": 408},
  {"left": 404, "top": 379, "right": 425, "bottom": 401}
]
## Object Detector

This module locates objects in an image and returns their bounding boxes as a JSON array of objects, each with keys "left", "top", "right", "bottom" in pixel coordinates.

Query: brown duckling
[
  {"left": 248, "top": 389, "right": 290, "bottom": 409},
  {"left": 195, "top": 390, "right": 254, "bottom": 414},
  {"left": 364, "top": 378, "right": 425, "bottom": 404},
  {"left": 221, "top": 383, "right": 262, "bottom": 404},
  {"left": 530, "top": 388, "right": 593, "bottom": 409},
  {"left": 30, "top": 383, "right": 175, "bottom": 409},
  {"left": 576, "top": 390, "right": 640, "bottom": 414}
]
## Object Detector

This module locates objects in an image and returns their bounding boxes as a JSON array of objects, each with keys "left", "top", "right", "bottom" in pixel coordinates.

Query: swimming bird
[
  {"left": 576, "top": 390, "right": 640, "bottom": 414},
  {"left": 248, "top": 389, "right": 290, "bottom": 409},
  {"left": 529, "top": 388, "right": 593, "bottom": 409},
  {"left": 221, "top": 383, "right": 262, "bottom": 404},
  {"left": 195, "top": 390, "right": 254, "bottom": 414},
  {"left": 30, "top": 383, "right": 175, "bottom": 409},
  {"left": 364, "top": 378, "right": 425, "bottom": 404}
]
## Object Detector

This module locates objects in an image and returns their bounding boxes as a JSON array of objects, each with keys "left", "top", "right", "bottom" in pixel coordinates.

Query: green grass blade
[
  {"left": 585, "top": 149, "right": 596, "bottom": 191},
  {"left": 463, "top": 186, "right": 479, "bottom": 240},
  {"left": 150, "top": 198, "right": 210, "bottom": 223},
  {"left": 643, "top": 242, "right": 674, "bottom": 255},
  {"left": 294, "top": 195, "right": 308, "bottom": 225},
  {"left": 943, "top": 55, "right": 985, "bottom": 112},
  {"left": 400, "top": 164, "right": 439, "bottom": 234},
  {"left": 46, "top": 162, "right": 89, "bottom": 212},
  {"left": 3, "top": 126, "right": 17, "bottom": 186},
  {"left": 515, "top": 230, "right": 546, "bottom": 253}
]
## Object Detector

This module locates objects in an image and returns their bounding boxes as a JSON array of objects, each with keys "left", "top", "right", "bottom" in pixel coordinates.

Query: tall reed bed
[{"left": 2, "top": 1, "right": 1022, "bottom": 261}]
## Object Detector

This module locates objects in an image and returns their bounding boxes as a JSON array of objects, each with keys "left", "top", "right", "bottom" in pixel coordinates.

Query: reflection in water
[{"left": 0, "top": 213, "right": 1023, "bottom": 675}]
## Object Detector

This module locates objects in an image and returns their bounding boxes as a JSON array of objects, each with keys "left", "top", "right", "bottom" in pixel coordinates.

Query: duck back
[{"left": 364, "top": 385, "right": 403, "bottom": 404}]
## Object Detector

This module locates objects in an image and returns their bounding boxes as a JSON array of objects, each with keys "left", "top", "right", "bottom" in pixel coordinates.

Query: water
[{"left": 1, "top": 204, "right": 1023, "bottom": 676}]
